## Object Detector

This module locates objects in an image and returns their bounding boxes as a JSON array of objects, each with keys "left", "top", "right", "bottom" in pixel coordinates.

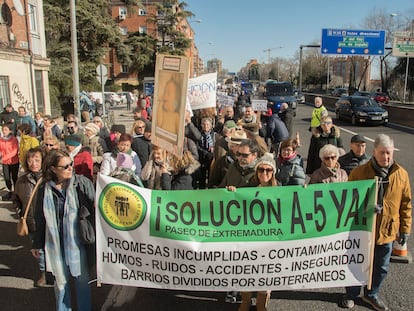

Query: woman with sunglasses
[
  {"left": 228, "top": 153, "right": 276, "bottom": 311},
  {"left": 43, "top": 135, "right": 61, "bottom": 154},
  {"left": 31, "top": 149, "right": 95, "bottom": 311},
  {"left": 309, "top": 144, "right": 348, "bottom": 184}
]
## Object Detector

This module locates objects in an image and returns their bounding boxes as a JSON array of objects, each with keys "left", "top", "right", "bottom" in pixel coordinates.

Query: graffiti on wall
[{"left": 12, "top": 83, "right": 32, "bottom": 112}]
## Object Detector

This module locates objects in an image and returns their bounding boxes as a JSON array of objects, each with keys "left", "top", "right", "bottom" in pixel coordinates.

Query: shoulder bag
[{"left": 17, "top": 177, "right": 43, "bottom": 236}]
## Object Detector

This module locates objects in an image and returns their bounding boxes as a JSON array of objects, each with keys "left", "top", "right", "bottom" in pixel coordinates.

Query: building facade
[{"left": 0, "top": 0, "right": 50, "bottom": 115}]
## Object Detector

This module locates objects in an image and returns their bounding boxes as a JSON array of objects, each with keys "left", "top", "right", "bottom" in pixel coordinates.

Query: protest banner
[
  {"left": 187, "top": 72, "right": 217, "bottom": 110},
  {"left": 217, "top": 92, "right": 236, "bottom": 108},
  {"left": 96, "top": 174, "right": 376, "bottom": 292},
  {"left": 251, "top": 99, "right": 269, "bottom": 112},
  {"left": 151, "top": 54, "right": 189, "bottom": 157}
]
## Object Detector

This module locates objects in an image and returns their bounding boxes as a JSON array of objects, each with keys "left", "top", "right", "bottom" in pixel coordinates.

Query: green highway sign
[{"left": 392, "top": 31, "right": 414, "bottom": 57}]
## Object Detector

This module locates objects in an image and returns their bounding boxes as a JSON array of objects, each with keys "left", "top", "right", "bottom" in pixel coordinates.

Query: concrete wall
[{"left": 305, "top": 94, "right": 414, "bottom": 129}]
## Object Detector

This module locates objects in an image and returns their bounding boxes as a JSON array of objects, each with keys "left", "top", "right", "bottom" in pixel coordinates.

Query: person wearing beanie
[{"left": 64, "top": 134, "right": 93, "bottom": 181}]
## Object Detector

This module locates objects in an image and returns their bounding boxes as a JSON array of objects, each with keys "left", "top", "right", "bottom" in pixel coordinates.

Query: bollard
[{"left": 390, "top": 239, "right": 412, "bottom": 264}]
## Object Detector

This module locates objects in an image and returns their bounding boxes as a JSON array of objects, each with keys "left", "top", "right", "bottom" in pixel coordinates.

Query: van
[{"left": 264, "top": 80, "right": 297, "bottom": 116}]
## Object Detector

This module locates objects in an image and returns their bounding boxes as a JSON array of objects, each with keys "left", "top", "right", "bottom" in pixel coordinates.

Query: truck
[{"left": 264, "top": 80, "right": 297, "bottom": 116}]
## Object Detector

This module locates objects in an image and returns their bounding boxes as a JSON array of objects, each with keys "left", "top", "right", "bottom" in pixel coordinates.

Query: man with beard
[{"left": 219, "top": 139, "right": 260, "bottom": 188}]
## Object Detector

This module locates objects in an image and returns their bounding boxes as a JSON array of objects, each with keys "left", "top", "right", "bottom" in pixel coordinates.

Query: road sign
[
  {"left": 392, "top": 31, "right": 414, "bottom": 57},
  {"left": 321, "top": 29, "right": 386, "bottom": 55},
  {"left": 96, "top": 64, "right": 108, "bottom": 85}
]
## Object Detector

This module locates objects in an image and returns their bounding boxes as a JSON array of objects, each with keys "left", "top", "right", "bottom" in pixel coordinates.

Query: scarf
[
  {"left": 371, "top": 157, "right": 393, "bottom": 211},
  {"left": 69, "top": 145, "right": 82, "bottom": 160},
  {"left": 43, "top": 176, "right": 81, "bottom": 290},
  {"left": 278, "top": 152, "right": 297, "bottom": 164},
  {"left": 201, "top": 131, "right": 214, "bottom": 151},
  {"left": 141, "top": 160, "right": 164, "bottom": 190}
]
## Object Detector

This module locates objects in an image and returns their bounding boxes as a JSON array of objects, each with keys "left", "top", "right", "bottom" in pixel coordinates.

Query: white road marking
[{"left": 337, "top": 126, "right": 400, "bottom": 151}]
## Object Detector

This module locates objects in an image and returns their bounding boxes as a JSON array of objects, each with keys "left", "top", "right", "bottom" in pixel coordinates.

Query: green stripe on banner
[{"left": 150, "top": 179, "right": 376, "bottom": 242}]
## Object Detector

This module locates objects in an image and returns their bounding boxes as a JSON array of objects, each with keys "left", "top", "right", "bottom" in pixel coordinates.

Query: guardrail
[{"left": 304, "top": 94, "right": 414, "bottom": 129}]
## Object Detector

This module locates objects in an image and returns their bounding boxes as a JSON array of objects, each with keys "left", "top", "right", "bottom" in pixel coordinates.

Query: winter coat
[
  {"left": 0, "top": 135, "right": 19, "bottom": 165},
  {"left": 309, "top": 163, "right": 348, "bottom": 184},
  {"left": 0, "top": 108, "right": 18, "bottom": 134},
  {"left": 131, "top": 136, "right": 152, "bottom": 168},
  {"left": 266, "top": 114, "right": 289, "bottom": 144},
  {"left": 208, "top": 153, "right": 236, "bottom": 188},
  {"left": 17, "top": 113, "right": 37, "bottom": 134},
  {"left": 14, "top": 171, "right": 42, "bottom": 232},
  {"left": 19, "top": 134, "right": 40, "bottom": 165},
  {"left": 338, "top": 151, "right": 370, "bottom": 175},
  {"left": 349, "top": 160, "right": 412, "bottom": 245},
  {"left": 85, "top": 135, "right": 106, "bottom": 165},
  {"left": 219, "top": 161, "right": 259, "bottom": 188},
  {"left": 306, "top": 125, "right": 344, "bottom": 175},
  {"left": 161, "top": 160, "right": 200, "bottom": 190},
  {"left": 276, "top": 154, "right": 306, "bottom": 186},
  {"left": 100, "top": 149, "right": 142, "bottom": 177},
  {"left": 73, "top": 148, "right": 94, "bottom": 181},
  {"left": 278, "top": 108, "right": 294, "bottom": 137}
]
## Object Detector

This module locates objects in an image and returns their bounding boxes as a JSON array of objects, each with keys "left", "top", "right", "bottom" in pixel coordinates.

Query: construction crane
[{"left": 263, "top": 46, "right": 283, "bottom": 64}]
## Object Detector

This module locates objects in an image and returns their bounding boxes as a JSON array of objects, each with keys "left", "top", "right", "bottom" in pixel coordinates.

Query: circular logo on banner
[{"left": 99, "top": 183, "right": 147, "bottom": 230}]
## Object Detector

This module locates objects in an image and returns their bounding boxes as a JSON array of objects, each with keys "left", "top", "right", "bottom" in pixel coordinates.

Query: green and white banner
[{"left": 96, "top": 174, "right": 377, "bottom": 291}]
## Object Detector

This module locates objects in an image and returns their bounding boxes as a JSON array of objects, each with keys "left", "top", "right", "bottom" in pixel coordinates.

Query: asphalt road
[{"left": 0, "top": 104, "right": 413, "bottom": 311}]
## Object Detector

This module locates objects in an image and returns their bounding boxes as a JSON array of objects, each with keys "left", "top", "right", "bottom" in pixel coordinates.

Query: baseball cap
[{"left": 351, "top": 134, "right": 366, "bottom": 143}]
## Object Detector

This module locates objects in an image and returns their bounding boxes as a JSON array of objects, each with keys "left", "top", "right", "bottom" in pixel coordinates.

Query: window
[
  {"left": 28, "top": 4, "right": 38, "bottom": 34},
  {"left": 119, "top": 7, "right": 127, "bottom": 19},
  {"left": 35, "top": 70, "right": 45, "bottom": 113},
  {"left": 119, "top": 26, "right": 128, "bottom": 36},
  {"left": 121, "top": 64, "right": 128, "bottom": 73},
  {"left": 139, "top": 8, "right": 146, "bottom": 16},
  {"left": 139, "top": 26, "right": 147, "bottom": 34},
  {"left": 0, "top": 76, "right": 11, "bottom": 109}
]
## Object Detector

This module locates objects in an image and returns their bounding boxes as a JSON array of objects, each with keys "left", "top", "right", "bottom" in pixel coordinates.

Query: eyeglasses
[
  {"left": 257, "top": 167, "right": 273, "bottom": 174},
  {"left": 323, "top": 155, "right": 337, "bottom": 161},
  {"left": 45, "top": 143, "right": 55, "bottom": 147},
  {"left": 236, "top": 152, "right": 251, "bottom": 158},
  {"left": 56, "top": 161, "right": 73, "bottom": 170},
  {"left": 67, "top": 127, "right": 75, "bottom": 130}
]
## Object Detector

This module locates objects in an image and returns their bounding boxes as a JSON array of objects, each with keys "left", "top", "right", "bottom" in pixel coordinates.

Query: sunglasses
[
  {"left": 67, "top": 127, "right": 75, "bottom": 130},
  {"left": 257, "top": 167, "right": 273, "bottom": 174},
  {"left": 236, "top": 152, "right": 251, "bottom": 158},
  {"left": 56, "top": 161, "right": 73, "bottom": 170},
  {"left": 45, "top": 143, "right": 55, "bottom": 147},
  {"left": 137, "top": 126, "right": 146, "bottom": 129},
  {"left": 323, "top": 155, "right": 337, "bottom": 160}
]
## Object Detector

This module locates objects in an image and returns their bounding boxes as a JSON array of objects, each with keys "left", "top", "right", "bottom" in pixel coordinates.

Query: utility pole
[{"left": 263, "top": 46, "right": 283, "bottom": 80}]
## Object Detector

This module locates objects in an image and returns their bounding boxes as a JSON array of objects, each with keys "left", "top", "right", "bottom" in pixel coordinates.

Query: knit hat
[
  {"left": 255, "top": 152, "right": 276, "bottom": 172},
  {"left": 116, "top": 152, "right": 133, "bottom": 169},
  {"left": 225, "top": 129, "right": 247, "bottom": 145},
  {"left": 145, "top": 122, "right": 152, "bottom": 133},
  {"left": 111, "top": 124, "right": 126, "bottom": 134},
  {"left": 64, "top": 134, "right": 82, "bottom": 146},
  {"left": 84, "top": 122, "right": 100, "bottom": 135}
]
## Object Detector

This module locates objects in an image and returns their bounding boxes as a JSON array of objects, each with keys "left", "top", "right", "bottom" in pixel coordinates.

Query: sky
[{"left": 184, "top": 0, "right": 414, "bottom": 73}]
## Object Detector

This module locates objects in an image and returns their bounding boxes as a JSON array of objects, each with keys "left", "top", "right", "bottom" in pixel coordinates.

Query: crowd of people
[{"left": 1, "top": 93, "right": 411, "bottom": 311}]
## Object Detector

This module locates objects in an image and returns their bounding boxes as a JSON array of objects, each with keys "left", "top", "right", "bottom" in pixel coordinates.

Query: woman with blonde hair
[{"left": 141, "top": 145, "right": 169, "bottom": 189}]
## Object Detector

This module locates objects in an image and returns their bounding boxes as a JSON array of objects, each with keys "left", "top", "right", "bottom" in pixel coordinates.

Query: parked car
[
  {"left": 335, "top": 95, "right": 388, "bottom": 126},
  {"left": 294, "top": 89, "right": 305, "bottom": 104},
  {"left": 332, "top": 87, "right": 348, "bottom": 97},
  {"left": 373, "top": 92, "right": 389, "bottom": 104},
  {"left": 105, "top": 92, "right": 122, "bottom": 107},
  {"left": 353, "top": 91, "right": 374, "bottom": 99}
]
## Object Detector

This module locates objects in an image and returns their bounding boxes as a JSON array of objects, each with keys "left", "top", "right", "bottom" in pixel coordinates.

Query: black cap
[{"left": 351, "top": 134, "right": 366, "bottom": 143}]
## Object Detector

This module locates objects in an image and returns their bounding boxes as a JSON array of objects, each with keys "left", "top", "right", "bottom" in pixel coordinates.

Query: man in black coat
[
  {"left": 0, "top": 104, "right": 18, "bottom": 135},
  {"left": 338, "top": 134, "right": 370, "bottom": 175},
  {"left": 278, "top": 102, "right": 294, "bottom": 137}
]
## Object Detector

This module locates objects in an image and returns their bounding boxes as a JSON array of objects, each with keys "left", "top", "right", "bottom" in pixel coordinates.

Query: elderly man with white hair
[{"left": 340, "top": 134, "right": 412, "bottom": 311}]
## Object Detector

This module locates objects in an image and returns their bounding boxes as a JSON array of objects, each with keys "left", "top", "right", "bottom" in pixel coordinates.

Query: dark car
[
  {"left": 335, "top": 96, "right": 388, "bottom": 126},
  {"left": 373, "top": 92, "right": 389, "bottom": 104},
  {"left": 332, "top": 87, "right": 348, "bottom": 97},
  {"left": 353, "top": 91, "right": 374, "bottom": 99}
]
